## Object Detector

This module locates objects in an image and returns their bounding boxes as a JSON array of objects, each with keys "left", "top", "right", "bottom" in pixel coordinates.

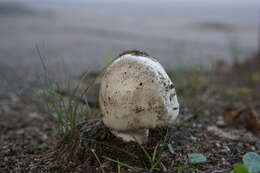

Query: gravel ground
[{"left": 0, "top": 54, "right": 260, "bottom": 173}]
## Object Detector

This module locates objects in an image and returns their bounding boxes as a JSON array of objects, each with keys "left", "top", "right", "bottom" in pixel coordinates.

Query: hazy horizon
[
  {"left": 0, "top": 0, "right": 259, "bottom": 94},
  {"left": 0, "top": 0, "right": 258, "bottom": 72},
  {"left": 1, "top": 0, "right": 259, "bottom": 26}
]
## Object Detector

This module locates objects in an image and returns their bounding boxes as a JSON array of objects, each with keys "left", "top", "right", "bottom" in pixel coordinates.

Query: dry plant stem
[
  {"left": 117, "top": 163, "right": 121, "bottom": 173},
  {"left": 42, "top": 133, "right": 81, "bottom": 162},
  {"left": 160, "top": 162, "right": 167, "bottom": 172},
  {"left": 91, "top": 149, "right": 105, "bottom": 173},
  {"left": 102, "top": 156, "right": 140, "bottom": 172}
]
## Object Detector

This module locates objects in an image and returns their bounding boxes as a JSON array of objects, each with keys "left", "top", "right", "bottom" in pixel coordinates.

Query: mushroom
[{"left": 99, "top": 50, "right": 179, "bottom": 143}]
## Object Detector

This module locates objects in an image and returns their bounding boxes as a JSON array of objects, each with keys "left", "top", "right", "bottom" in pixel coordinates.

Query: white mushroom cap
[{"left": 99, "top": 51, "right": 179, "bottom": 143}]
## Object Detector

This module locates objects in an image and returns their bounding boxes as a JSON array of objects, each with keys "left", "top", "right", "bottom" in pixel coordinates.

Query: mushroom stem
[{"left": 111, "top": 129, "right": 149, "bottom": 143}]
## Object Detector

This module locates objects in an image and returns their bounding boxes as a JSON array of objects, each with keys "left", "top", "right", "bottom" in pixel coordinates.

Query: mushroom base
[{"left": 111, "top": 129, "right": 149, "bottom": 144}]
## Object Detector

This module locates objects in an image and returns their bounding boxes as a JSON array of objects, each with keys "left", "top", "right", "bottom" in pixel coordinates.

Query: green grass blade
[{"left": 102, "top": 156, "right": 140, "bottom": 172}]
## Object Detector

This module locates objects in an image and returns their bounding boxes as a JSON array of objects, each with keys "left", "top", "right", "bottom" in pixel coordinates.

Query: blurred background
[{"left": 0, "top": 0, "right": 259, "bottom": 94}]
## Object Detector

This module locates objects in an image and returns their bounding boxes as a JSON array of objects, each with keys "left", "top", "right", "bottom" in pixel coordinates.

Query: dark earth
[{"left": 0, "top": 53, "right": 260, "bottom": 173}]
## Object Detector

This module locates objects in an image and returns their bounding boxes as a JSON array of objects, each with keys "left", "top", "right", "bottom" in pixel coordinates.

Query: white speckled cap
[{"left": 99, "top": 51, "right": 179, "bottom": 143}]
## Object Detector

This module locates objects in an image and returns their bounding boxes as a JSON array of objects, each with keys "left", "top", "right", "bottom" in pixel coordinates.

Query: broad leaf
[
  {"left": 243, "top": 152, "right": 260, "bottom": 173},
  {"left": 188, "top": 153, "right": 207, "bottom": 164},
  {"left": 233, "top": 163, "right": 249, "bottom": 173}
]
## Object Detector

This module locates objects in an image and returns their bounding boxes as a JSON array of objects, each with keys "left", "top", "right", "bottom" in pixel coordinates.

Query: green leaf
[
  {"left": 103, "top": 49, "right": 114, "bottom": 69},
  {"left": 243, "top": 152, "right": 260, "bottom": 173},
  {"left": 167, "top": 143, "right": 175, "bottom": 154},
  {"left": 233, "top": 163, "right": 249, "bottom": 173},
  {"left": 188, "top": 153, "right": 207, "bottom": 164},
  {"left": 250, "top": 72, "right": 260, "bottom": 83}
]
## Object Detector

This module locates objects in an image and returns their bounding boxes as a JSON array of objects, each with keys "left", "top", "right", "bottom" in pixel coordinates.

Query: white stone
[{"left": 99, "top": 51, "right": 179, "bottom": 143}]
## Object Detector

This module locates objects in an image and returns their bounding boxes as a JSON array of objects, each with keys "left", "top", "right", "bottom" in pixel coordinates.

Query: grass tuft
[
  {"left": 37, "top": 46, "right": 89, "bottom": 143},
  {"left": 134, "top": 138, "right": 163, "bottom": 172},
  {"left": 36, "top": 45, "right": 93, "bottom": 162}
]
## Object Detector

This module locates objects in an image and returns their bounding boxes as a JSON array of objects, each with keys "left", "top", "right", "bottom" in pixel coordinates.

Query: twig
[{"left": 91, "top": 149, "right": 105, "bottom": 173}]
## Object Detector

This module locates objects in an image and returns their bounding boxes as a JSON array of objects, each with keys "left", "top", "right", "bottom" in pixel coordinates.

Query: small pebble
[{"left": 216, "top": 119, "right": 225, "bottom": 127}]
